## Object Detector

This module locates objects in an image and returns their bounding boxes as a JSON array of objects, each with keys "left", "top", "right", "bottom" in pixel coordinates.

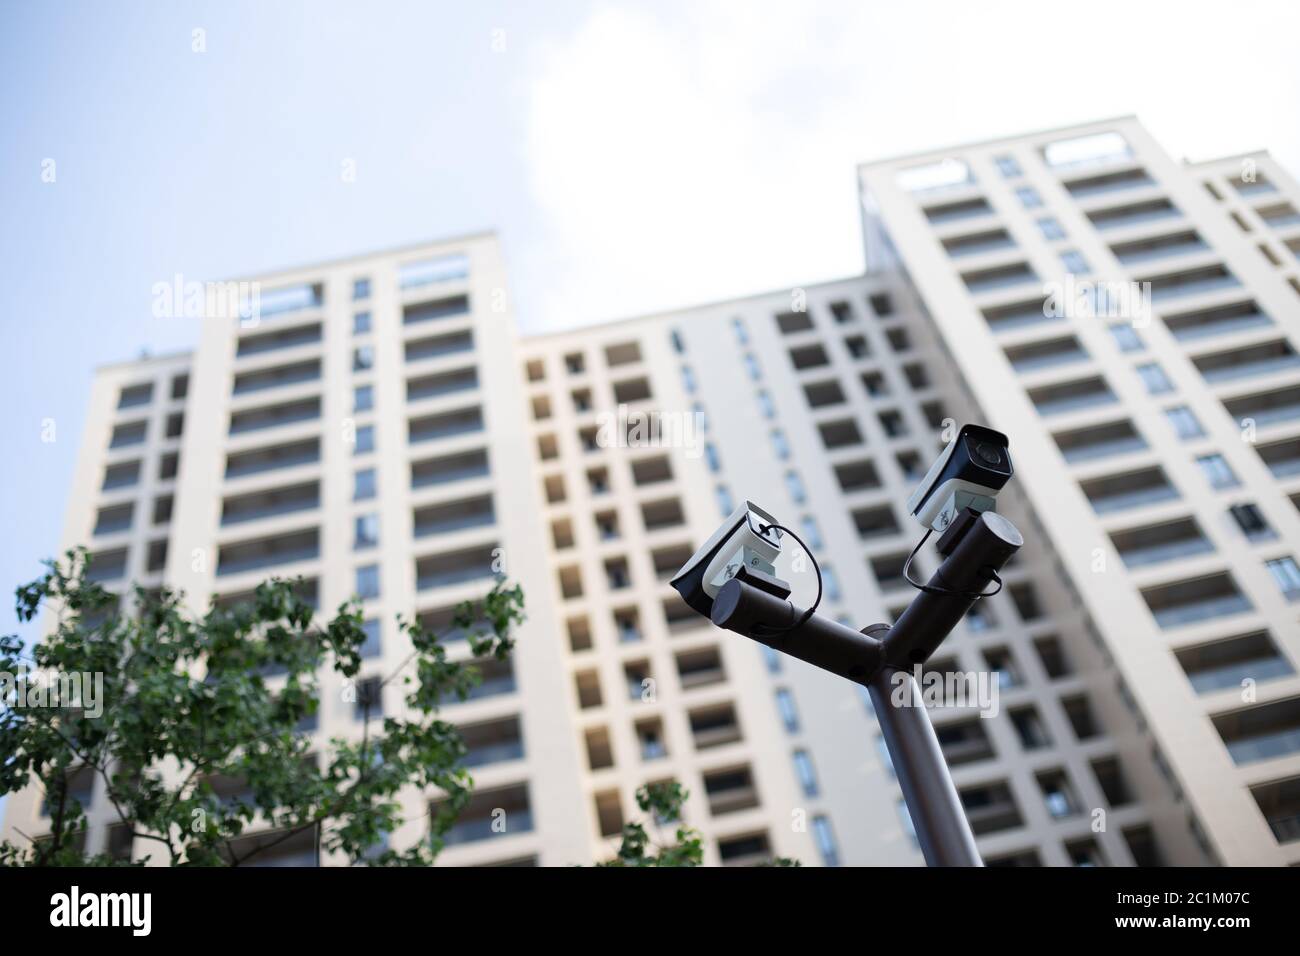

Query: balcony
[
  {"left": 415, "top": 542, "right": 500, "bottom": 591},
  {"left": 1028, "top": 376, "right": 1116, "bottom": 416},
  {"left": 1193, "top": 340, "right": 1300, "bottom": 384},
  {"left": 1176, "top": 631, "right": 1294, "bottom": 695},
  {"left": 1256, "top": 437, "right": 1300, "bottom": 479},
  {"left": 228, "top": 397, "right": 320, "bottom": 435},
  {"left": 403, "top": 294, "right": 470, "bottom": 327},
  {"left": 1087, "top": 198, "right": 1181, "bottom": 231},
  {"left": 1006, "top": 335, "right": 1089, "bottom": 373},
  {"left": 1063, "top": 166, "right": 1154, "bottom": 198},
  {"left": 704, "top": 766, "right": 760, "bottom": 816},
  {"left": 923, "top": 196, "right": 993, "bottom": 225},
  {"left": 1054, "top": 420, "right": 1146, "bottom": 463},
  {"left": 1142, "top": 264, "right": 1240, "bottom": 302},
  {"left": 236, "top": 321, "right": 321, "bottom": 357},
  {"left": 962, "top": 262, "right": 1038, "bottom": 295},
  {"left": 404, "top": 329, "right": 474, "bottom": 362},
  {"left": 1163, "top": 300, "right": 1272, "bottom": 342},
  {"left": 407, "top": 365, "right": 480, "bottom": 403},
  {"left": 410, "top": 448, "right": 490, "bottom": 488},
  {"left": 434, "top": 783, "right": 532, "bottom": 847},
  {"left": 935, "top": 718, "right": 996, "bottom": 766},
  {"left": 1109, "top": 230, "right": 1207, "bottom": 265},
  {"left": 689, "top": 703, "right": 742, "bottom": 749},
  {"left": 1110, "top": 517, "right": 1213, "bottom": 568},
  {"left": 216, "top": 528, "right": 319, "bottom": 576},
  {"left": 1250, "top": 776, "right": 1300, "bottom": 843},
  {"left": 942, "top": 228, "right": 1016, "bottom": 258},
  {"left": 459, "top": 716, "right": 525, "bottom": 768},
  {"left": 232, "top": 359, "right": 320, "bottom": 395},
  {"left": 412, "top": 494, "right": 495, "bottom": 537},
  {"left": 225, "top": 438, "right": 320, "bottom": 478},
  {"left": 408, "top": 406, "right": 484, "bottom": 444},
  {"left": 959, "top": 782, "right": 1022, "bottom": 836},
  {"left": 221, "top": 481, "right": 319, "bottom": 525},
  {"left": 1141, "top": 573, "right": 1252, "bottom": 629},
  {"left": 1213, "top": 697, "right": 1300, "bottom": 765},
  {"left": 676, "top": 646, "right": 726, "bottom": 689},
  {"left": 1225, "top": 385, "right": 1300, "bottom": 428},
  {"left": 983, "top": 297, "right": 1059, "bottom": 333},
  {"left": 1258, "top": 202, "right": 1300, "bottom": 229}
]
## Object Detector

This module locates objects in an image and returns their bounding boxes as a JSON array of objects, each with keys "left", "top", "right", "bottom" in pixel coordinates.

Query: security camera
[
  {"left": 670, "top": 501, "right": 788, "bottom": 617},
  {"left": 907, "top": 424, "right": 1013, "bottom": 533}
]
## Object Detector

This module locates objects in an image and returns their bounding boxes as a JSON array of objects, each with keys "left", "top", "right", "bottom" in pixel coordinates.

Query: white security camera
[
  {"left": 670, "top": 501, "right": 787, "bottom": 617},
  {"left": 907, "top": 425, "right": 1014, "bottom": 533}
]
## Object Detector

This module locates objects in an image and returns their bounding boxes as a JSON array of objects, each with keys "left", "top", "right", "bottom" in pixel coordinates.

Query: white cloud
[{"left": 518, "top": 0, "right": 1300, "bottom": 333}]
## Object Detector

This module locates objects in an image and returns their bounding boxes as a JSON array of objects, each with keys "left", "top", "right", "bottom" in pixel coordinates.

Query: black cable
[
  {"left": 752, "top": 523, "right": 822, "bottom": 636},
  {"left": 903, "top": 528, "right": 1003, "bottom": 599}
]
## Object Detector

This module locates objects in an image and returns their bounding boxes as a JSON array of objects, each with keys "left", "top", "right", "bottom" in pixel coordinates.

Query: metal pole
[{"left": 868, "top": 665, "right": 983, "bottom": 867}]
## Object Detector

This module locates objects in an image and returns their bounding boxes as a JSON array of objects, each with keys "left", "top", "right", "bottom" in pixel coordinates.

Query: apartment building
[
  {"left": 858, "top": 116, "right": 1300, "bottom": 866},
  {"left": 6, "top": 116, "right": 1298, "bottom": 867}
]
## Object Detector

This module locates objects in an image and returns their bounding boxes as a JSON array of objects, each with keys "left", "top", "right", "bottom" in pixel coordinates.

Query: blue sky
[{"left": 2, "top": 0, "right": 1299, "bottom": 644}]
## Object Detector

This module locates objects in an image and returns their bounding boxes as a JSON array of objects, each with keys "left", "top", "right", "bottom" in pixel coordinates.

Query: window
[
  {"left": 812, "top": 816, "right": 840, "bottom": 866},
  {"left": 354, "top": 677, "right": 382, "bottom": 720},
  {"left": 356, "top": 564, "right": 380, "bottom": 600},
  {"left": 732, "top": 317, "right": 749, "bottom": 345},
  {"left": 353, "top": 311, "right": 371, "bottom": 334},
  {"left": 565, "top": 352, "right": 585, "bottom": 375},
  {"left": 705, "top": 442, "right": 721, "bottom": 473},
  {"left": 1230, "top": 503, "right": 1272, "bottom": 539},
  {"left": 785, "top": 471, "right": 807, "bottom": 504},
  {"left": 1015, "top": 186, "right": 1043, "bottom": 208},
  {"left": 1136, "top": 362, "right": 1173, "bottom": 394},
  {"left": 354, "top": 468, "right": 376, "bottom": 500},
  {"left": 1036, "top": 216, "right": 1065, "bottom": 240},
  {"left": 800, "top": 516, "right": 823, "bottom": 551},
  {"left": 681, "top": 366, "right": 697, "bottom": 393},
  {"left": 744, "top": 353, "right": 761, "bottom": 381},
  {"left": 1109, "top": 324, "right": 1144, "bottom": 352},
  {"left": 771, "top": 430, "right": 790, "bottom": 460},
  {"left": 353, "top": 345, "right": 374, "bottom": 371},
  {"left": 360, "top": 619, "right": 382, "bottom": 658},
  {"left": 994, "top": 155, "right": 1022, "bottom": 178},
  {"left": 757, "top": 390, "right": 775, "bottom": 419},
  {"left": 354, "top": 513, "right": 380, "bottom": 549},
  {"left": 354, "top": 384, "right": 374, "bottom": 412},
  {"left": 670, "top": 329, "right": 685, "bottom": 354},
  {"left": 1060, "top": 250, "right": 1089, "bottom": 275},
  {"left": 1165, "top": 405, "right": 1205, "bottom": 440},
  {"left": 793, "top": 750, "right": 819, "bottom": 797},
  {"left": 868, "top": 293, "right": 894, "bottom": 317},
  {"left": 775, "top": 688, "right": 800, "bottom": 733},
  {"left": 821, "top": 566, "right": 842, "bottom": 603},
  {"left": 1196, "top": 453, "right": 1238, "bottom": 490},
  {"left": 353, "top": 278, "right": 370, "bottom": 300},
  {"left": 1265, "top": 557, "right": 1300, "bottom": 599},
  {"left": 716, "top": 485, "right": 734, "bottom": 517},
  {"left": 762, "top": 646, "right": 781, "bottom": 674},
  {"left": 354, "top": 425, "right": 375, "bottom": 455}
]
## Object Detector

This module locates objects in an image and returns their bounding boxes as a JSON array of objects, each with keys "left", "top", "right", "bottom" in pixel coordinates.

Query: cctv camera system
[
  {"left": 670, "top": 501, "right": 789, "bottom": 617},
  {"left": 676, "top": 424, "right": 1022, "bottom": 867},
  {"left": 906, "top": 424, "right": 1013, "bottom": 534}
]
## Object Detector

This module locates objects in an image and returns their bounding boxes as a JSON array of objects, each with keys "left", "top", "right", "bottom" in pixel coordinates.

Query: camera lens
[{"left": 974, "top": 441, "right": 1002, "bottom": 466}]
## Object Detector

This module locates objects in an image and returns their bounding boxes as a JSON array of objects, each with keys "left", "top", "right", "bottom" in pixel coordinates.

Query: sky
[{"left": 2, "top": 0, "right": 1299, "bottom": 645}]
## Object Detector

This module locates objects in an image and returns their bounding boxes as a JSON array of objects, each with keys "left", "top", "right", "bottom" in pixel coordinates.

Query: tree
[
  {"left": 602, "top": 782, "right": 798, "bottom": 867},
  {"left": 0, "top": 548, "right": 522, "bottom": 866}
]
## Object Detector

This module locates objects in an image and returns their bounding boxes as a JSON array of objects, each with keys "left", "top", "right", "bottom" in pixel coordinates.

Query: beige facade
[{"left": 6, "top": 117, "right": 1299, "bottom": 866}]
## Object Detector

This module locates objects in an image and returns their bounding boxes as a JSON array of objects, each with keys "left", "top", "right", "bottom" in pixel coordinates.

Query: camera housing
[
  {"left": 906, "top": 424, "right": 1013, "bottom": 533},
  {"left": 670, "top": 501, "right": 787, "bottom": 617}
]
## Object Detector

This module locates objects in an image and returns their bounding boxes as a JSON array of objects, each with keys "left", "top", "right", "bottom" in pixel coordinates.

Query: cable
[
  {"left": 752, "top": 523, "right": 822, "bottom": 636},
  {"left": 903, "top": 528, "right": 1003, "bottom": 599}
]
